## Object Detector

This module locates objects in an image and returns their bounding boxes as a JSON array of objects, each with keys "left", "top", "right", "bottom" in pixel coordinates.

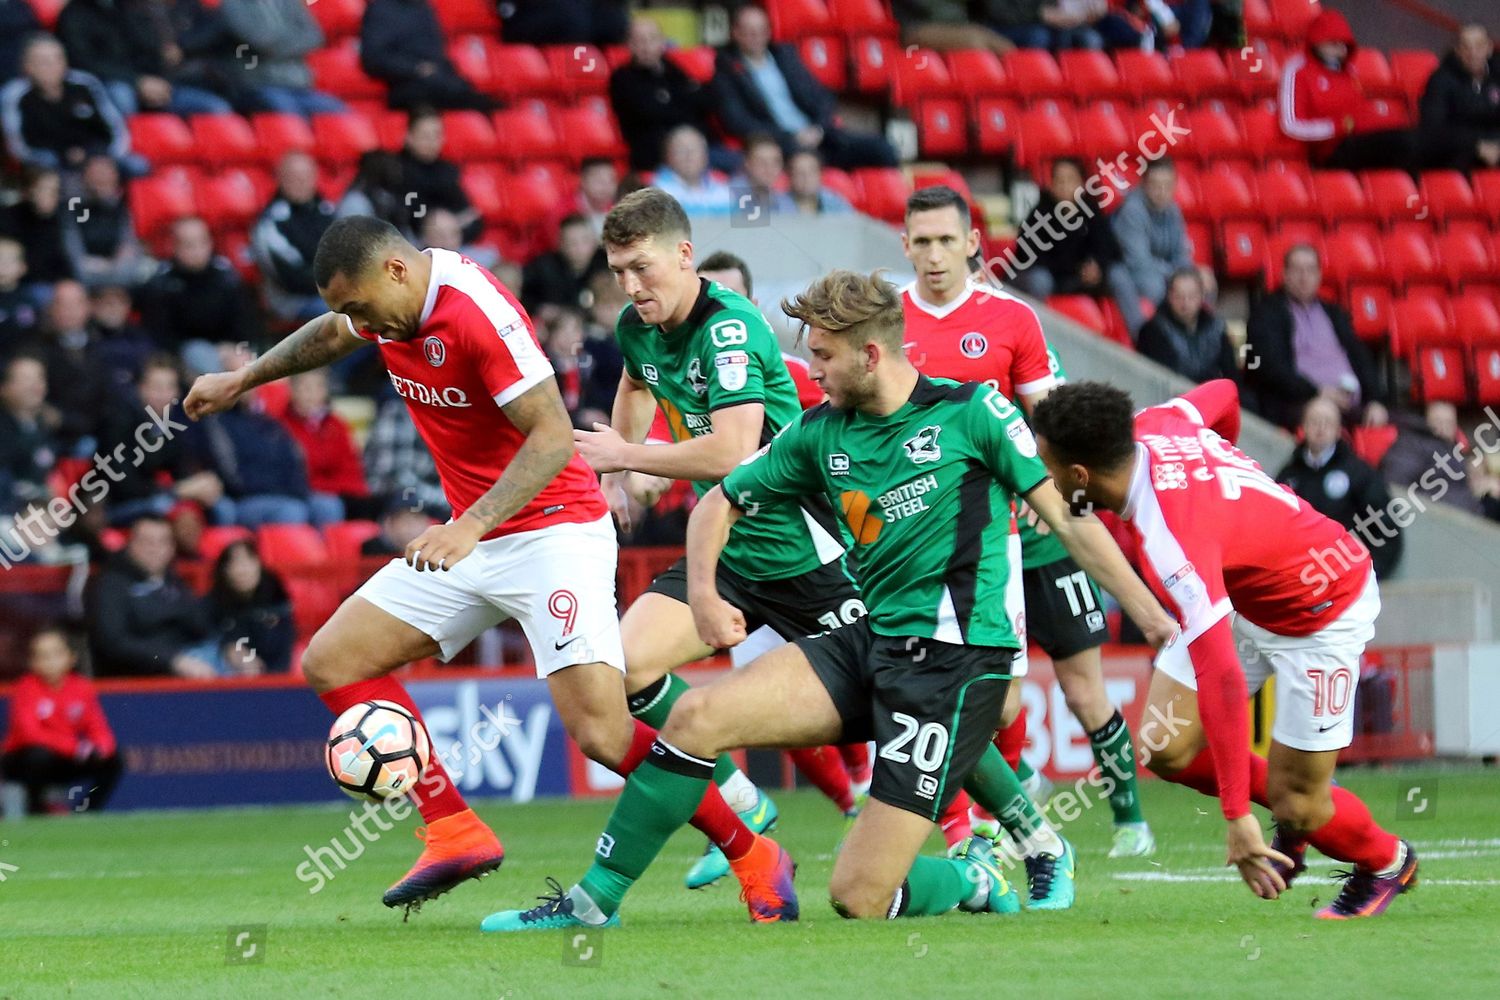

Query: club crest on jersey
[
  {"left": 828, "top": 453, "right": 850, "bottom": 475},
  {"left": 423, "top": 336, "right": 446, "bottom": 367},
  {"left": 903, "top": 425, "right": 942, "bottom": 464},
  {"left": 715, "top": 350, "right": 749, "bottom": 391},
  {"left": 960, "top": 332, "right": 988, "bottom": 358},
  {"left": 1006, "top": 419, "right": 1038, "bottom": 458},
  {"left": 688, "top": 357, "right": 708, "bottom": 396}
]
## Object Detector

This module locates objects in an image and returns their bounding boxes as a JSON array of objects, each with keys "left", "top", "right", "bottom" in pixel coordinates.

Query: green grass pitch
[{"left": 3, "top": 765, "right": 1498, "bottom": 999}]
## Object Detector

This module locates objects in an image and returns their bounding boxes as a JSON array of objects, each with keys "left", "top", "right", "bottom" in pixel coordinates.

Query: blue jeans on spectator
[
  {"left": 1172, "top": 0, "right": 1214, "bottom": 49},
  {"left": 1094, "top": 14, "right": 1145, "bottom": 49},
  {"left": 308, "top": 492, "right": 345, "bottom": 526},
  {"left": 105, "top": 80, "right": 234, "bottom": 117},
  {"left": 180, "top": 638, "right": 231, "bottom": 676},
  {"left": 250, "top": 87, "right": 345, "bottom": 117},
  {"left": 219, "top": 494, "right": 311, "bottom": 528},
  {"left": 105, "top": 494, "right": 176, "bottom": 527},
  {"left": 999, "top": 23, "right": 1105, "bottom": 49}
]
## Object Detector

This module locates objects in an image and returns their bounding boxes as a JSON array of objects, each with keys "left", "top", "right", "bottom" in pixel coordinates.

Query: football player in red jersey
[
  {"left": 184, "top": 217, "right": 789, "bottom": 921},
  {"left": 1033, "top": 379, "right": 1417, "bottom": 919}
]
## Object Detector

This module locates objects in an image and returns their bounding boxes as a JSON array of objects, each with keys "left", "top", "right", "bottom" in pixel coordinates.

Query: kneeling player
[
  {"left": 1032, "top": 380, "right": 1416, "bottom": 918},
  {"left": 480, "top": 271, "right": 1176, "bottom": 931}
]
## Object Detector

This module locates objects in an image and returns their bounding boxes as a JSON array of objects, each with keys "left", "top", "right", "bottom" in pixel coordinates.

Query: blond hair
[{"left": 781, "top": 269, "right": 903, "bottom": 349}]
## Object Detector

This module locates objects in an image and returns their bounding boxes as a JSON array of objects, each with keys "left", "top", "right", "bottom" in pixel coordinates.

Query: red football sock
[
  {"left": 994, "top": 708, "right": 1027, "bottom": 770},
  {"left": 612, "top": 720, "right": 659, "bottom": 778},
  {"left": 839, "top": 742, "right": 872, "bottom": 784},
  {"left": 691, "top": 784, "right": 756, "bottom": 861},
  {"left": 789, "top": 745, "right": 856, "bottom": 813},
  {"left": 320, "top": 676, "right": 467, "bottom": 824},
  {"left": 939, "top": 790, "right": 974, "bottom": 849},
  {"left": 1168, "top": 749, "right": 1397, "bottom": 870}
]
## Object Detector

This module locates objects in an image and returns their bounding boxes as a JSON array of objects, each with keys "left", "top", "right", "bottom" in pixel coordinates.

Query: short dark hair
[
  {"left": 313, "top": 216, "right": 405, "bottom": 288},
  {"left": 1283, "top": 242, "right": 1321, "bottom": 270},
  {"left": 138, "top": 353, "right": 181, "bottom": 383},
  {"left": 601, "top": 188, "right": 691, "bottom": 248},
  {"left": 698, "top": 251, "right": 753, "bottom": 296},
  {"left": 1030, "top": 382, "right": 1137, "bottom": 472},
  {"left": 743, "top": 132, "right": 781, "bottom": 156},
  {"left": 1167, "top": 265, "right": 1202, "bottom": 292},
  {"left": 1051, "top": 156, "right": 1086, "bottom": 179},
  {"left": 905, "top": 184, "right": 970, "bottom": 225},
  {"left": 1143, "top": 156, "right": 1176, "bottom": 177},
  {"left": 405, "top": 105, "right": 440, "bottom": 131},
  {"left": 580, "top": 156, "right": 615, "bottom": 174},
  {"left": 558, "top": 212, "right": 591, "bottom": 234},
  {"left": 128, "top": 512, "right": 172, "bottom": 534}
]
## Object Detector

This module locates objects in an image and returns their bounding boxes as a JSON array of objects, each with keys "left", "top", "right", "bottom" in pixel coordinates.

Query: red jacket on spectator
[
  {"left": 280, "top": 408, "right": 370, "bottom": 497},
  {"left": 1278, "top": 9, "right": 1409, "bottom": 161},
  {"left": 1, "top": 673, "right": 116, "bottom": 759}
]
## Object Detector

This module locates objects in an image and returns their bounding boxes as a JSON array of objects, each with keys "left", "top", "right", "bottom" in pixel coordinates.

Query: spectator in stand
[
  {"left": 1011, "top": 158, "right": 1137, "bottom": 328},
  {"left": 578, "top": 269, "right": 626, "bottom": 422},
  {"left": 54, "top": 0, "right": 234, "bottom": 116},
  {"left": 138, "top": 217, "right": 261, "bottom": 375},
  {"left": 359, "top": 494, "right": 434, "bottom": 557},
  {"left": 280, "top": 369, "right": 377, "bottom": 522},
  {"left": 1277, "top": 396, "right": 1402, "bottom": 578},
  {"left": 191, "top": 393, "right": 326, "bottom": 527},
  {"left": 397, "top": 107, "right": 482, "bottom": 243},
  {"left": 1135, "top": 267, "right": 1237, "bottom": 385},
  {"left": 985, "top": 1, "right": 1104, "bottom": 50},
  {"left": 1419, "top": 23, "right": 1500, "bottom": 172},
  {"left": 26, "top": 279, "right": 107, "bottom": 454},
  {"left": 0, "top": 168, "right": 73, "bottom": 291},
  {"left": 251, "top": 151, "right": 337, "bottom": 324},
  {"left": 0, "top": 626, "right": 122, "bottom": 815},
  {"left": 0, "top": 0, "right": 40, "bottom": 82},
  {"left": 1278, "top": 8, "right": 1419, "bottom": 171},
  {"left": 497, "top": 0, "right": 629, "bottom": 47},
  {"left": 714, "top": 4, "right": 898, "bottom": 170},
  {"left": 418, "top": 206, "right": 499, "bottom": 272},
  {"left": 543, "top": 307, "right": 588, "bottom": 418},
  {"left": 219, "top": 0, "right": 344, "bottom": 117},
  {"left": 335, "top": 150, "right": 417, "bottom": 241},
  {"left": 1243, "top": 244, "right": 1386, "bottom": 431},
  {"left": 889, "top": 0, "right": 1016, "bottom": 56},
  {"left": 1111, "top": 157, "right": 1194, "bottom": 333},
  {"left": 89, "top": 284, "right": 156, "bottom": 400},
  {"left": 95, "top": 354, "right": 224, "bottom": 530},
  {"left": 360, "top": 0, "right": 498, "bottom": 112},
  {"left": 574, "top": 157, "right": 619, "bottom": 237},
  {"left": 650, "top": 126, "right": 734, "bottom": 216},
  {"left": 731, "top": 133, "right": 797, "bottom": 217},
  {"left": 207, "top": 539, "right": 293, "bottom": 674},
  {"left": 787, "top": 149, "right": 853, "bottom": 216},
  {"left": 363, "top": 396, "right": 449, "bottom": 519},
  {"left": 0, "top": 237, "right": 41, "bottom": 341},
  {"left": 0, "top": 354, "right": 55, "bottom": 519},
  {"left": 1380, "top": 401, "right": 1489, "bottom": 518},
  {"left": 520, "top": 212, "right": 608, "bottom": 318},
  {"left": 0, "top": 34, "right": 142, "bottom": 177},
  {"left": 610, "top": 16, "right": 721, "bottom": 173},
  {"left": 60, "top": 155, "right": 154, "bottom": 290},
  {"left": 89, "top": 514, "right": 221, "bottom": 677}
]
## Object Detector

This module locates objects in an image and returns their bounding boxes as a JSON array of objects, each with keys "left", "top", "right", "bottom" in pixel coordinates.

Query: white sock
[
  {"left": 959, "top": 865, "right": 991, "bottom": 912},
  {"left": 1028, "top": 822, "right": 1065, "bottom": 859},
  {"left": 1374, "top": 840, "right": 1407, "bottom": 878},
  {"left": 717, "top": 769, "right": 759, "bottom": 814},
  {"left": 566, "top": 885, "right": 609, "bottom": 925}
]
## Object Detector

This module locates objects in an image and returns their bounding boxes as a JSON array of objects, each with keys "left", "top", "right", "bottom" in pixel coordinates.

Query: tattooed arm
[
  {"left": 403, "top": 377, "right": 576, "bottom": 572},
  {"left": 183, "top": 311, "right": 365, "bottom": 419}
]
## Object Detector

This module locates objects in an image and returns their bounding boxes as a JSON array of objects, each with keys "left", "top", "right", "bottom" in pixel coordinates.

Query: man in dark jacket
[
  {"left": 610, "top": 16, "right": 718, "bottom": 173},
  {"left": 360, "top": 0, "right": 497, "bottom": 111},
  {"left": 190, "top": 395, "right": 315, "bottom": 527},
  {"left": 714, "top": 4, "right": 896, "bottom": 170},
  {"left": 1277, "top": 396, "right": 1402, "bottom": 578},
  {"left": 397, "top": 109, "right": 481, "bottom": 242},
  {"left": 1243, "top": 244, "right": 1387, "bottom": 431},
  {"left": 22, "top": 279, "right": 108, "bottom": 452},
  {"left": 137, "top": 217, "right": 260, "bottom": 373},
  {"left": 0, "top": 34, "right": 141, "bottom": 176},
  {"left": 498, "top": 0, "right": 628, "bottom": 47},
  {"left": 250, "top": 151, "right": 336, "bottom": 323},
  {"left": 1136, "top": 267, "right": 1238, "bottom": 385},
  {"left": 1419, "top": 24, "right": 1500, "bottom": 172},
  {"left": 90, "top": 514, "right": 220, "bottom": 676},
  {"left": 520, "top": 214, "right": 607, "bottom": 317},
  {"left": 54, "top": 0, "right": 233, "bottom": 115},
  {"left": 0, "top": 354, "right": 55, "bottom": 521}
]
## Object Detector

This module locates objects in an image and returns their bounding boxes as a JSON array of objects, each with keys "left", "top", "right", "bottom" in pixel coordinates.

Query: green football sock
[
  {"left": 1089, "top": 710, "right": 1145, "bottom": 824},
  {"left": 578, "top": 744, "right": 713, "bottom": 917},
  {"left": 1015, "top": 755, "right": 1036, "bottom": 783},
  {"left": 894, "top": 856, "right": 976, "bottom": 917},
  {"left": 628, "top": 673, "right": 739, "bottom": 785},
  {"left": 964, "top": 743, "right": 1061, "bottom": 856}
]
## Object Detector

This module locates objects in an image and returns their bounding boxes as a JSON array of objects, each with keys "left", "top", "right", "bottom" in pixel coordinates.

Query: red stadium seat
[
  {"left": 800, "top": 36, "right": 847, "bottom": 93},
  {"left": 1185, "top": 221, "right": 1214, "bottom": 268},
  {"left": 1075, "top": 104, "right": 1131, "bottom": 164},
  {"left": 129, "top": 174, "right": 196, "bottom": 242},
  {"left": 287, "top": 578, "right": 343, "bottom": 637},
  {"left": 1269, "top": 0, "right": 1319, "bottom": 43},
  {"left": 1227, "top": 38, "right": 1282, "bottom": 100},
  {"left": 945, "top": 49, "right": 1008, "bottom": 100},
  {"left": 252, "top": 113, "right": 316, "bottom": 164},
  {"left": 1015, "top": 108, "right": 1077, "bottom": 171},
  {"left": 543, "top": 45, "right": 611, "bottom": 97},
  {"left": 1241, "top": 102, "right": 1306, "bottom": 162},
  {"left": 310, "top": 112, "right": 380, "bottom": 167},
  {"left": 257, "top": 524, "right": 330, "bottom": 570},
  {"left": 1475, "top": 170, "right": 1500, "bottom": 225},
  {"left": 1257, "top": 167, "right": 1317, "bottom": 221},
  {"left": 129, "top": 114, "right": 197, "bottom": 166},
  {"left": 195, "top": 169, "right": 263, "bottom": 234},
  {"left": 848, "top": 37, "right": 900, "bottom": 94},
  {"left": 1310, "top": 170, "right": 1371, "bottom": 224},
  {"left": 1046, "top": 295, "right": 1107, "bottom": 334},
  {"left": 1181, "top": 108, "right": 1245, "bottom": 164},
  {"left": 441, "top": 109, "right": 500, "bottom": 161},
  {"left": 666, "top": 46, "right": 717, "bottom": 84},
  {"left": 974, "top": 98, "right": 1019, "bottom": 156},
  {"left": 1436, "top": 229, "right": 1493, "bottom": 290},
  {"left": 1197, "top": 171, "right": 1258, "bottom": 223},
  {"left": 1112, "top": 49, "right": 1175, "bottom": 101},
  {"left": 492, "top": 102, "right": 562, "bottom": 162},
  {"left": 308, "top": 41, "right": 386, "bottom": 101},
  {"left": 190, "top": 113, "right": 260, "bottom": 167},
  {"left": 442, "top": 34, "right": 496, "bottom": 93},
  {"left": 1347, "top": 282, "right": 1393, "bottom": 343},
  {"left": 1363, "top": 169, "right": 1424, "bottom": 224},
  {"left": 199, "top": 526, "right": 253, "bottom": 563},
  {"left": 1243, "top": 0, "right": 1273, "bottom": 38},
  {"left": 1001, "top": 50, "right": 1067, "bottom": 100},
  {"left": 375, "top": 109, "right": 410, "bottom": 151},
  {"left": 460, "top": 164, "right": 506, "bottom": 220},
  {"left": 766, "top": 0, "right": 833, "bottom": 39},
  {"left": 853, "top": 167, "right": 912, "bottom": 224},
  {"left": 827, "top": 0, "right": 900, "bottom": 38},
  {"left": 1458, "top": 295, "right": 1500, "bottom": 403},
  {"left": 1347, "top": 49, "right": 1400, "bottom": 100},
  {"left": 1396, "top": 292, "right": 1465, "bottom": 402},
  {"left": 1421, "top": 171, "right": 1483, "bottom": 224},
  {"left": 1173, "top": 166, "right": 1203, "bottom": 220},
  {"left": 488, "top": 45, "right": 557, "bottom": 100},
  {"left": 1389, "top": 49, "right": 1440, "bottom": 111},
  {"left": 322, "top": 520, "right": 383, "bottom": 561},
  {"left": 914, "top": 99, "right": 969, "bottom": 159},
  {"left": 308, "top": 0, "right": 364, "bottom": 40},
  {"left": 1323, "top": 225, "right": 1385, "bottom": 289},
  {"left": 1059, "top": 50, "right": 1123, "bottom": 101},
  {"left": 500, "top": 165, "right": 566, "bottom": 228},
  {"left": 1384, "top": 224, "right": 1443, "bottom": 288},
  {"left": 1170, "top": 49, "right": 1234, "bottom": 99},
  {"left": 891, "top": 47, "right": 956, "bottom": 104},
  {"left": 555, "top": 101, "right": 628, "bottom": 163},
  {"left": 1098, "top": 297, "right": 1137, "bottom": 346},
  {"left": 434, "top": 0, "right": 500, "bottom": 34}
]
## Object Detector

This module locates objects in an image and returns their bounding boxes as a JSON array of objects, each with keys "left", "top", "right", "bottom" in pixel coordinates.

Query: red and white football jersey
[
  {"left": 782, "top": 352, "right": 824, "bottom": 410},
  {"left": 348, "top": 248, "right": 606, "bottom": 538},
  {"left": 1122, "top": 380, "right": 1371, "bottom": 641},
  {"left": 901, "top": 281, "right": 1057, "bottom": 402}
]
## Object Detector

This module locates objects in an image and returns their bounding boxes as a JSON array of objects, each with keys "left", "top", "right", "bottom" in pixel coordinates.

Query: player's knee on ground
[{"left": 827, "top": 872, "right": 895, "bottom": 920}]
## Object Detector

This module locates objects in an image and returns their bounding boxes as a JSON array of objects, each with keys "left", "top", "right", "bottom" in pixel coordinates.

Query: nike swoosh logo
[
  {"left": 1317, "top": 722, "right": 1340, "bottom": 733},
  {"left": 358, "top": 723, "right": 398, "bottom": 756},
  {"left": 748, "top": 798, "right": 769, "bottom": 827},
  {"left": 554, "top": 635, "right": 584, "bottom": 651}
]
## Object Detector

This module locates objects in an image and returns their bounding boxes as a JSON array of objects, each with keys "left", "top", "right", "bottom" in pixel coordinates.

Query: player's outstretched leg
[
  {"left": 964, "top": 743, "right": 1076, "bottom": 910},
  {"left": 303, "top": 598, "right": 504, "bottom": 915}
]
